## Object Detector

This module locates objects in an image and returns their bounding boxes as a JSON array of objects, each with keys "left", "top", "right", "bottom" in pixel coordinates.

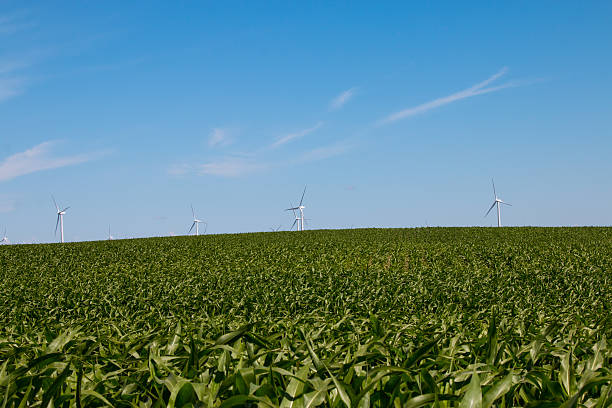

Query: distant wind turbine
[
  {"left": 52, "top": 196, "right": 70, "bottom": 243},
  {"left": 188, "top": 205, "right": 207, "bottom": 236},
  {"left": 108, "top": 225, "right": 114, "bottom": 240},
  {"left": 1, "top": 228, "right": 8, "bottom": 244},
  {"left": 285, "top": 186, "right": 307, "bottom": 231},
  {"left": 485, "top": 179, "right": 511, "bottom": 227},
  {"left": 269, "top": 225, "right": 282, "bottom": 232},
  {"left": 288, "top": 202, "right": 300, "bottom": 231}
]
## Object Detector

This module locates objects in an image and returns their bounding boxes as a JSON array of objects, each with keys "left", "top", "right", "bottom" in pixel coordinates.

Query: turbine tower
[
  {"left": 285, "top": 186, "right": 307, "bottom": 231},
  {"left": 485, "top": 179, "right": 511, "bottom": 227},
  {"left": 189, "top": 205, "right": 206, "bottom": 236},
  {"left": 108, "top": 225, "right": 114, "bottom": 241},
  {"left": 53, "top": 196, "right": 70, "bottom": 243},
  {"left": 288, "top": 202, "right": 301, "bottom": 231},
  {"left": 1, "top": 228, "right": 8, "bottom": 244}
]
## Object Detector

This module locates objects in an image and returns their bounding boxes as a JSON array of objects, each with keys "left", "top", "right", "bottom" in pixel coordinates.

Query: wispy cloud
[
  {"left": 329, "top": 87, "right": 357, "bottom": 110},
  {"left": 0, "top": 141, "right": 103, "bottom": 182},
  {"left": 270, "top": 122, "right": 324, "bottom": 149},
  {"left": 297, "top": 142, "right": 352, "bottom": 163},
  {"left": 198, "top": 157, "right": 265, "bottom": 177},
  {"left": 208, "top": 128, "right": 233, "bottom": 148},
  {"left": 379, "top": 67, "right": 524, "bottom": 125}
]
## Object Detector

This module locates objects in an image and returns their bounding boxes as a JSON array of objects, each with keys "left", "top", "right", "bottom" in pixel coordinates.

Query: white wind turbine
[
  {"left": 485, "top": 179, "right": 511, "bottom": 227},
  {"left": 1, "top": 228, "right": 8, "bottom": 244},
  {"left": 188, "top": 205, "right": 207, "bottom": 236},
  {"left": 53, "top": 196, "right": 70, "bottom": 243},
  {"left": 108, "top": 225, "right": 114, "bottom": 240},
  {"left": 287, "top": 203, "right": 301, "bottom": 231},
  {"left": 285, "top": 186, "right": 307, "bottom": 231}
]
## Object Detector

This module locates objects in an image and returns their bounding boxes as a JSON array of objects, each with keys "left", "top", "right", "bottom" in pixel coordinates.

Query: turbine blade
[
  {"left": 189, "top": 222, "right": 195, "bottom": 233},
  {"left": 55, "top": 215, "right": 60, "bottom": 235},
  {"left": 288, "top": 201, "right": 297, "bottom": 217},
  {"left": 62, "top": 207, "right": 70, "bottom": 212},
  {"left": 492, "top": 179, "right": 496, "bottom": 198},
  {"left": 485, "top": 201, "right": 496, "bottom": 217},
  {"left": 52, "top": 195, "right": 59, "bottom": 212},
  {"left": 291, "top": 219, "right": 297, "bottom": 230},
  {"left": 299, "top": 185, "right": 306, "bottom": 206},
  {"left": 501, "top": 201, "right": 512, "bottom": 206},
  {"left": 203, "top": 222, "right": 208, "bottom": 234},
  {"left": 191, "top": 204, "right": 195, "bottom": 219}
]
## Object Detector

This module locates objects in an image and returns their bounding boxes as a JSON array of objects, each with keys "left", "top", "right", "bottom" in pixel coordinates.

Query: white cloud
[
  {"left": 297, "top": 142, "right": 352, "bottom": 163},
  {"left": 0, "top": 141, "right": 101, "bottom": 182},
  {"left": 198, "top": 157, "right": 264, "bottom": 177},
  {"left": 379, "top": 67, "right": 524, "bottom": 125},
  {"left": 208, "top": 128, "right": 233, "bottom": 148},
  {"left": 270, "top": 122, "right": 324, "bottom": 149},
  {"left": 329, "top": 87, "right": 357, "bottom": 110}
]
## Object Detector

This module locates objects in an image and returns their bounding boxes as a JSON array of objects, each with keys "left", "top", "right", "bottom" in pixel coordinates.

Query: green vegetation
[{"left": 1, "top": 227, "right": 611, "bottom": 407}]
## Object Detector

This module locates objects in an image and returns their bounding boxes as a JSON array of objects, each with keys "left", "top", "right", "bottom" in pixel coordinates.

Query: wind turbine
[
  {"left": 288, "top": 203, "right": 301, "bottom": 231},
  {"left": 108, "top": 225, "right": 114, "bottom": 241},
  {"left": 1, "top": 228, "right": 8, "bottom": 244},
  {"left": 269, "top": 225, "right": 282, "bottom": 232},
  {"left": 285, "top": 186, "right": 307, "bottom": 231},
  {"left": 53, "top": 196, "right": 70, "bottom": 243},
  {"left": 485, "top": 179, "right": 511, "bottom": 227},
  {"left": 188, "top": 205, "right": 207, "bottom": 236}
]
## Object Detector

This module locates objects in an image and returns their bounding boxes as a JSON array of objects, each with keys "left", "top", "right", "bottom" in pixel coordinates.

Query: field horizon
[{"left": 1, "top": 227, "right": 611, "bottom": 406}]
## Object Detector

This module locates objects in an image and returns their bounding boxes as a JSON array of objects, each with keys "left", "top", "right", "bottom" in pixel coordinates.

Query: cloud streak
[
  {"left": 270, "top": 122, "right": 323, "bottom": 149},
  {"left": 379, "top": 67, "right": 523, "bottom": 125},
  {"left": 0, "top": 141, "right": 102, "bottom": 182},
  {"left": 329, "top": 87, "right": 357, "bottom": 110},
  {"left": 297, "top": 142, "right": 352, "bottom": 163}
]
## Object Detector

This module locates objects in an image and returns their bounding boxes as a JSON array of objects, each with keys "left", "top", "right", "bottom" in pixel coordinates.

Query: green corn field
[{"left": 0, "top": 227, "right": 611, "bottom": 407}]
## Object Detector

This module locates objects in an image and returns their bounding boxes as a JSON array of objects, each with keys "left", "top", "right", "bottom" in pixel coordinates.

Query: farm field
[{"left": 0, "top": 227, "right": 611, "bottom": 407}]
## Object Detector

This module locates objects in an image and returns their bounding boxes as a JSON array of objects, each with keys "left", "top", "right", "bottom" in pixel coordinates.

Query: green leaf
[
  {"left": 459, "top": 372, "right": 482, "bottom": 408},
  {"left": 482, "top": 372, "right": 512, "bottom": 408},
  {"left": 326, "top": 366, "right": 351, "bottom": 408},
  {"left": 81, "top": 390, "right": 114, "bottom": 407},
  {"left": 214, "top": 324, "right": 251, "bottom": 346},
  {"left": 41, "top": 364, "right": 72, "bottom": 408},
  {"left": 167, "top": 321, "right": 182, "bottom": 355},
  {"left": 485, "top": 312, "right": 498, "bottom": 366},
  {"left": 280, "top": 365, "right": 310, "bottom": 408}
]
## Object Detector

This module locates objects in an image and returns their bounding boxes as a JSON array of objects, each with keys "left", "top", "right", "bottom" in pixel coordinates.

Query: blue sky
[{"left": 1, "top": 1, "right": 611, "bottom": 243}]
